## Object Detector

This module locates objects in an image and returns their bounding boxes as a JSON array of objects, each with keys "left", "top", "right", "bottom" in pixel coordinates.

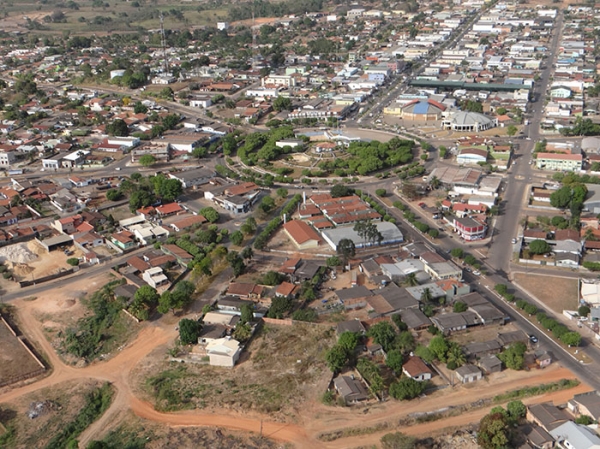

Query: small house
[
  {"left": 402, "top": 356, "right": 432, "bottom": 381},
  {"left": 455, "top": 364, "right": 482, "bottom": 383},
  {"left": 478, "top": 354, "right": 502, "bottom": 374},
  {"left": 333, "top": 375, "right": 370, "bottom": 404}
]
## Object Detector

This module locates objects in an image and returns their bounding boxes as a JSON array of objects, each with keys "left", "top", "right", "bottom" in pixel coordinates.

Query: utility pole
[{"left": 160, "top": 13, "right": 169, "bottom": 74}]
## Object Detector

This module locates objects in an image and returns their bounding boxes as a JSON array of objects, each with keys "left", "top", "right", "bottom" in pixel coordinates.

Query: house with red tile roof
[{"left": 283, "top": 220, "right": 322, "bottom": 250}]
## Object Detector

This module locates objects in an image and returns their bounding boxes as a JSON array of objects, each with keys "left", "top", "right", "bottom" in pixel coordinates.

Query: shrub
[{"left": 67, "top": 258, "right": 80, "bottom": 266}]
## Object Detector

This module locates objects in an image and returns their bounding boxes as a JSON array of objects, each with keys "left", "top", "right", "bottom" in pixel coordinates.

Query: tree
[
  {"left": 336, "top": 238, "right": 356, "bottom": 264},
  {"left": 330, "top": 184, "right": 354, "bottom": 198},
  {"left": 261, "top": 270, "right": 285, "bottom": 286},
  {"left": 414, "top": 344, "right": 435, "bottom": 363},
  {"left": 395, "top": 331, "right": 415, "bottom": 353},
  {"left": 240, "top": 303, "right": 254, "bottom": 324},
  {"left": 388, "top": 377, "right": 427, "bottom": 400},
  {"left": 529, "top": 239, "right": 551, "bottom": 255},
  {"left": 233, "top": 322, "right": 252, "bottom": 342},
  {"left": 368, "top": 321, "right": 397, "bottom": 352},
  {"left": 380, "top": 432, "right": 416, "bottom": 449},
  {"left": 578, "top": 305, "right": 591, "bottom": 317},
  {"left": 273, "top": 96, "right": 292, "bottom": 111},
  {"left": 429, "top": 336, "right": 449, "bottom": 362},
  {"left": 134, "top": 285, "right": 159, "bottom": 306},
  {"left": 576, "top": 415, "right": 594, "bottom": 425},
  {"left": 561, "top": 331, "right": 582, "bottom": 347},
  {"left": 506, "top": 125, "right": 517, "bottom": 136},
  {"left": 134, "top": 101, "right": 148, "bottom": 114},
  {"left": 375, "top": 188, "right": 386, "bottom": 197},
  {"left": 550, "top": 186, "right": 572, "bottom": 209},
  {"left": 494, "top": 284, "right": 508, "bottom": 296},
  {"left": 139, "top": 154, "right": 156, "bottom": 167},
  {"left": 499, "top": 342, "right": 527, "bottom": 370},
  {"left": 507, "top": 400, "right": 527, "bottom": 422},
  {"left": 276, "top": 188, "right": 288, "bottom": 198},
  {"left": 327, "top": 256, "right": 341, "bottom": 267},
  {"left": 200, "top": 207, "right": 219, "bottom": 223},
  {"left": 453, "top": 301, "right": 468, "bottom": 313},
  {"left": 326, "top": 345, "right": 348, "bottom": 373},
  {"left": 451, "top": 248, "right": 464, "bottom": 259},
  {"left": 446, "top": 343, "right": 466, "bottom": 369},
  {"left": 230, "top": 230, "right": 244, "bottom": 246},
  {"left": 157, "top": 291, "right": 180, "bottom": 314},
  {"left": 477, "top": 412, "right": 510, "bottom": 449},
  {"left": 106, "top": 119, "right": 128, "bottom": 136},
  {"left": 178, "top": 318, "right": 201, "bottom": 345},
  {"left": 106, "top": 189, "right": 122, "bottom": 201},
  {"left": 66, "top": 258, "right": 79, "bottom": 266},
  {"left": 403, "top": 273, "right": 418, "bottom": 287},
  {"left": 267, "top": 296, "right": 292, "bottom": 319},
  {"left": 338, "top": 331, "right": 358, "bottom": 354},
  {"left": 385, "top": 349, "right": 403, "bottom": 372},
  {"left": 354, "top": 219, "right": 382, "bottom": 245}
]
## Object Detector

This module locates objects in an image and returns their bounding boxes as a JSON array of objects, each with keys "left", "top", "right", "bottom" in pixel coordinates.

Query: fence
[{"left": 19, "top": 267, "right": 76, "bottom": 287}]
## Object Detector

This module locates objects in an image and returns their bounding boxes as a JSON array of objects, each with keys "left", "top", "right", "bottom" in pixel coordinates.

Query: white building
[
  {"left": 206, "top": 337, "right": 241, "bottom": 367},
  {"left": 142, "top": 267, "right": 169, "bottom": 288}
]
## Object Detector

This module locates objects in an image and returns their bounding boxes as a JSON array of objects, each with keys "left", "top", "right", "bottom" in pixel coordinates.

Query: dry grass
[
  {"left": 0, "top": 315, "right": 44, "bottom": 385},
  {"left": 513, "top": 273, "right": 579, "bottom": 314}
]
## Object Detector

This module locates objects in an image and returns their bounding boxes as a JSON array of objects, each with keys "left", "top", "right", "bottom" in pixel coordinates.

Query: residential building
[
  {"left": 402, "top": 356, "right": 433, "bottom": 381},
  {"left": 455, "top": 364, "right": 482, "bottom": 383},
  {"left": 206, "top": 337, "right": 241, "bottom": 367},
  {"left": 452, "top": 216, "right": 487, "bottom": 241},
  {"left": 549, "top": 421, "right": 600, "bottom": 449},
  {"left": 527, "top": 403, "right": 570, "bottom": 432},
  {"left": 536, "top": 153, "right": 582, "bottom": 171},
  {"left": 333, "top": 375, "right": 370, "bottom": 404},
  {"left": 142, "top": 267, "right": 169, "bottom": 288}
]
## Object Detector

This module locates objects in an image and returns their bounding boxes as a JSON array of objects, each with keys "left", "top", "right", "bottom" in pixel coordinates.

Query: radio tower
[{"left": 160, "top": 13, "right": 169, "bottom": 74}]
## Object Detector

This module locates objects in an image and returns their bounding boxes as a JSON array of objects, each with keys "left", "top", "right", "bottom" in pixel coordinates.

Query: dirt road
[{"left": 0, "top": 285, "right": 592, "bottom": 449}]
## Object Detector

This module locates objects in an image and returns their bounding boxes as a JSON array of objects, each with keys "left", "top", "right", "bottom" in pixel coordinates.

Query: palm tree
[
  {"left": 447, "top": 344, "right": 466, "bottom": 368},
  {"left": 403, "top": 273, "right": 418, "bottom": 287},
  {"left": 420, "top": 287, "right": 432, "bottom": 303},
  {"left": 429, "top": 176, "right": 441, "bottom": 190}
]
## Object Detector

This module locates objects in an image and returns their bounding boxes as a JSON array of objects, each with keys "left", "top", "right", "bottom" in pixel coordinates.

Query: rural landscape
[{"left": 1, "top": 0, "right": 600, "bottom": 447}]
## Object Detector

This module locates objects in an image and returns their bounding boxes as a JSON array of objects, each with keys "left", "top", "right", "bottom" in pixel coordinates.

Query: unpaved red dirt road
[{"left": 0, "top": 290, "right": 592, "bottom": 449}]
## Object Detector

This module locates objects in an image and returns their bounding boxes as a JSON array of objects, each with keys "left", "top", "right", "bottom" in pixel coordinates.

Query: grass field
[
  {"left": 513, "top": 273, "right": 579, "bottom": 314},
  {"left": 140, "top": 322, "right": 335, "bottom": 418}
]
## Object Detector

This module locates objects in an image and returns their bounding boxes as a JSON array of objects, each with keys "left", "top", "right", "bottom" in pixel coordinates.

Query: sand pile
[{"left": 0, "top": 242, "right": 38, "bottom": 264}]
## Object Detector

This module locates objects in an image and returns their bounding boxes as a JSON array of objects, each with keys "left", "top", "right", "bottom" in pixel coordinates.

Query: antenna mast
[{"left": 160, "top": 13, "right": 169, "bottom": 74}]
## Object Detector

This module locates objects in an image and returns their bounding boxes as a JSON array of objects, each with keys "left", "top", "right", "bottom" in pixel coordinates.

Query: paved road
[{"left": 486, "top": 10, "right": 564, "bottom": 273}]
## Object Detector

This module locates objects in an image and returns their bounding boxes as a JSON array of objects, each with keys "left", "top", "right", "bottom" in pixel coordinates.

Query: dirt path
[
  {"left": 322, "top": 381, "right": 592, "bottom": 449},
  {"left": 0, "top": 290, "right": 592, "bottom": 449}
]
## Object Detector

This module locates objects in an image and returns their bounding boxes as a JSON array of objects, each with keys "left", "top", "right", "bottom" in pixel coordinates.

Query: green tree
[
  {"left": 507, "top": 400, "right": 527, "bottom": 422},
  {"left": 326, "top": 345, "right": 348, "bottom": 373},
  {"left": 106, "top": 119, "right": 128, "bottom": 136},
  {"left": 388, "top": 377, "right": 427, "bottom": 400},
  {"left": 134, "top": 285, "right": 159, "bottom": 306},
  {"left": 414, "top": 344, "right": 435, "bottom": 363},
  {"left": 429, "top": 336, "right": 449, "bottom": 362},
  {"left": 385, "top": 349, "right": 403, "bottom": 372},
  {"left": 106, "top": 189, "right": 122, "bottom": 201},
  {"left": 267, "top": 296, "right": 292, "bottom": 318},
  {"left": 261, "top": 270, "right": 285, "bottom": 285},
  {"left": 327, "top": 256, "right": 341, "bottom": 267},
  {"left": 139, "top": 154, "right": 156, "bottom": 167},
  {"left": 240, "top": 303, "right": 254, "bottom": 324},
  {"left": 368, "top": 321, "right": 397, "bottom": 352},
  {"left": 273, "top": 96, "right": 292, "bottom": 111},
  {"left": 529, "top": 239, "right": 551, "bottom": 254},
  {"left": 230, "top": 230, "right": 244, "bottom": 246},
  {"left": 453, "top": 301, "right": 468, "bottom": 313},
  {"left": 579, "top": 305, "right": 591, "bottom": 317},
  {"left": 451, "top": 248, "right": 464, "bottom": 258},
  {"left": 498, "top": 342, "right": 527, "bottom": 370},
  {"left": 200, "top": 206, "right": 219, "bottom": 223},
  {"left": 338, "top": 331, "right": 359, "bottom": 353},
  {"left": 403, "top": 273, "right": 418, "bottom": 287},
  {"left": 276, "top": 187, "right": 288, "bottom": 198},
  {"left": 494, "top": 284, "right": 508, "bottom": 296},
  {"left": 550, "top": 186, "right": 572, "bottom": 209},
  {"left": 446, "top": 343, "right": 466, "bottom": 369},
  {"left": 178, "top": 318, "right": 201, "bottom": 345},
  {"left": 477, "top": 412, "right": 510, "bottom": 449},
  {"left": 576, "top": 415, "right": 594, "bottom": 425},
  {"left": 157, "top": 291, "right": 179, "bottom": 314},
  {"left": 233, "top": 322, "right": 252, "bottom": 342},
  {"left": 561, "top": 331, "right": 582, "bottom": 347},
  {"left": 376, "top": 188, "right": 386, "bottom": 197},
  {"left": 336, "top": 238, "right": 356, "bottom": 264},
  {"left": 330, "top": 184, "right": 354, "bottom": 198},
  {"left": 506, "top": 125, "right": 517, "bottom": 136}
]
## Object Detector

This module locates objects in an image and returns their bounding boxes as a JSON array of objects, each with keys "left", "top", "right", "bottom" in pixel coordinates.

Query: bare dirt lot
[
  {"left": 0, "top": 379, "right": 106, "bottom": 448},
  {"left": 0, "top": 315, "right": 44, "bottom": 387},
  {"left": 513, "top": 273, "right": 579, "bottom": 314},
  {"left": 135, "top": 322, "right": 335, "bottom": 420}
]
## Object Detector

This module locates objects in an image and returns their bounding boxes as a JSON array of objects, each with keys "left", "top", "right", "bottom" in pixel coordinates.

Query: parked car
[
  {"left": 529, "top": 334, "right": 538, "bottom": 344},
  {"left": 418, "top": 202, "right": 426, "bottom": 208}
]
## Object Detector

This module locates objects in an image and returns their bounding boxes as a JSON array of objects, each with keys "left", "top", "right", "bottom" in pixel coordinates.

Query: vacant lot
[
  {"left": 138, "top": 322, "right": 335, "bottom": 420},
  {"left": 513, "top": 273, "right": 579, "bottom": 314},
  {"left": 0, "top": 315, "right": 44, "bottom": 388},
  {"left": 89, "top": 412, "right": 284, "bottom": 449},
  {"left": 0, "top": 379, "right": 105, "bottom": 449}
]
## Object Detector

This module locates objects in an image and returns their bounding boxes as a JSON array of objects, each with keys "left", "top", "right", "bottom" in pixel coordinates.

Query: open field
[
  {"left": 0, "top": 314, "right": 45, "bottom": 388},
  {"left": 137, "top": 322, "right": 335, "bottom": 419},
  {"left": 513, "top": 273, "right": 579, "bottom": 314},
  {"left": 0, "top": 379, "right": 107, "bottom": 449}
]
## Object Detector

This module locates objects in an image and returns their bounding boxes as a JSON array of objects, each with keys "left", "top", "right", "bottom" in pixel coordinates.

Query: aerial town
[{"left": 0, "top": 0, "right": 600, "bottom": 447}]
